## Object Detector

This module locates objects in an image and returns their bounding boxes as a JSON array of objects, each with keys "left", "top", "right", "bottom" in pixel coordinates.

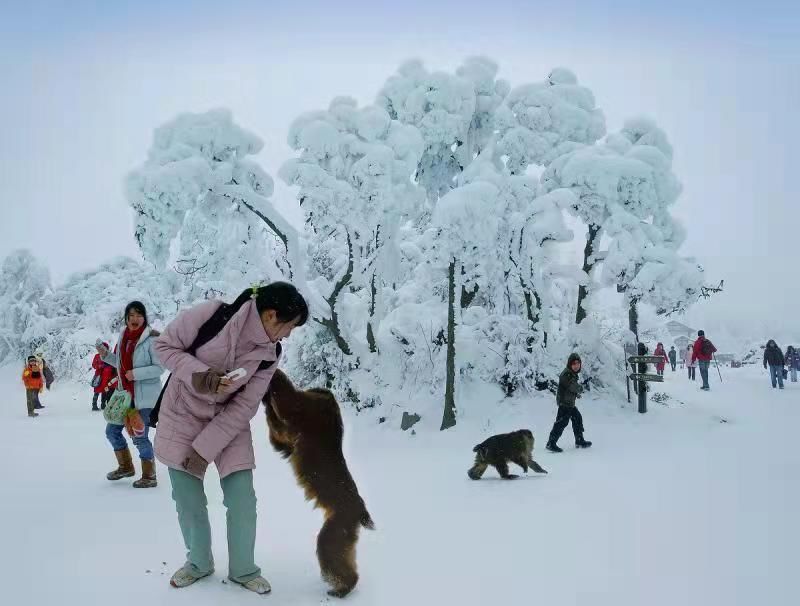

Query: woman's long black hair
[{"left": 227, "top": 282, "right": 309, "bottom": 327}]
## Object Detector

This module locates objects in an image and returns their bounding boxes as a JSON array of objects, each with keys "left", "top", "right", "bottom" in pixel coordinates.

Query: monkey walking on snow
[
  {"left": 264, "top": 370, "right": 374, "bottom": 598},
  {"left": 467, "top": 429, "right": 548, "bottom": 480}
]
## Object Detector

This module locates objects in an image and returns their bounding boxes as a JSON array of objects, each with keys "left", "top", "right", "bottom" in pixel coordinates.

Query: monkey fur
[
  {"left": 467, "top": 429, "right": 548, "bottom": 480},
  {"left": 264, "top": 369, "right": 374, "bottom": 598}
]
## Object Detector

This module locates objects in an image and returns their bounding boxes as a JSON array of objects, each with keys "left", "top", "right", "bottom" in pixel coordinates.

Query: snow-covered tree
[
  {"left": 28, "top": 257, "right": 180, "bottom": 378},
  {"left": 430, "top": 179, "right": 503, "bottom": 428},
  {"left": 495, "top": 67, "right": 606, "bottom": 174},
  {"left": 0, "top": 249, "right": 51, "bottom": 364},
  {"left": 280, "top": 97, "right": 424, "bottom": 356},
  {"left": 378, "top": 57, "right": 509, "bottom": 204},
  {"left": 126, "top": 108, "right": 306, "bottom": 303},
  {"left": 413, "top": 145, "right": 575, "bottom": 422},
  {"left": 542, "top": 117, "right": 684, "bottom": 325}
]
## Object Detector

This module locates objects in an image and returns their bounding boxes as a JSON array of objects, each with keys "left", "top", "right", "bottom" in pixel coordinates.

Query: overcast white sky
[{"left": 1, "top": 0, "right": 797, "bottom": 341}]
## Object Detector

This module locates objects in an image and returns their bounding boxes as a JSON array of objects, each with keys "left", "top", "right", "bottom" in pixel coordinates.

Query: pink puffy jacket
[{"left": 153, "top": 299, "right": 281, "bottom": 479}]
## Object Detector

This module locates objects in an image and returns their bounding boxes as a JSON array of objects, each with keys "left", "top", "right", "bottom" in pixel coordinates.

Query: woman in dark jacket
[{"left": 763, "top": 340, "right": 785, "bottom": 389}]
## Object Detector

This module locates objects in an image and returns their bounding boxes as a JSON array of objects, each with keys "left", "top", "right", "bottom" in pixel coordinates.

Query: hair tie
[{"left": 250, "top": 281, "right": 266, "bottom": 299}]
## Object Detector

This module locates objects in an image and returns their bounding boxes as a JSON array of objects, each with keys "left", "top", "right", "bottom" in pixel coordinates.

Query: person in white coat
[{"left": 683, "top": 344, "right": 696, "bottom": 381}]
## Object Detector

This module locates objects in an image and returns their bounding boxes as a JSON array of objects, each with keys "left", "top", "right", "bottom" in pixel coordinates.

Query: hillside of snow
[{"left": 0, "top": 363, "right": 796, "bottom": 605}]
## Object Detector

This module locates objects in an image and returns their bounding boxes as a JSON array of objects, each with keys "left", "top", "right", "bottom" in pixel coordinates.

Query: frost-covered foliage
[
  {"left": 377, "top": 57, "right": 509, "bottom": 202},
  {"left": 0, "top": 250, "right": 52, "bottom": 364},
  {"left": 126, "top": 109, "right": 300, "bottom": 303},
  {"left": 1, "top": 58, "right": 714, "bottom": 430},
  {"left": 280, "top": 98, "right": 424, "bottom": 356},
  {"left": 495, "top": 67, "right": 606, "bottom": 174},
  {"left": 543, "top": 117, "right": 703, "bottom": 323},
  {"left": 0, "top": 255, "right": 179, "bottom": 379}
]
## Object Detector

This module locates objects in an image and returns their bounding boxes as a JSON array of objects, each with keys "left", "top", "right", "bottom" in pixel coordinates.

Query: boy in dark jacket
[
  {"left": 763, "top": 340, "right": 785, "bottom": 389},
  {"left": 547, "top": 353, "right": 592, "bottom": 452}
]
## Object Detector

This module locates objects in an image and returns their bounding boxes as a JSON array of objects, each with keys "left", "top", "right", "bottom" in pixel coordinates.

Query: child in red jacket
[
  {"left": 22, "top": 356, "right": 44, "bottom": 418},
  {"left": 91, "top": 343, "right": 118, "bottom": 411}
]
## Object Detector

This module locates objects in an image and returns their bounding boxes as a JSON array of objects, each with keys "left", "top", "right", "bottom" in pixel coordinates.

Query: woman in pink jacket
[{"left": 154, "top": 282, "right": 308, "bottom": 594}]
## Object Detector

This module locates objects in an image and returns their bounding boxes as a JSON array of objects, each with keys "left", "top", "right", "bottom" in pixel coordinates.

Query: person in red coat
[
  {"left": 691, "top": 330, "right": 717, "bottom": 391},
  {"left": 654, "top": 343, "right": 669, "bottom": 376},
  {"left": 91, "top": 343, "right": 117, "bottom": 411}
]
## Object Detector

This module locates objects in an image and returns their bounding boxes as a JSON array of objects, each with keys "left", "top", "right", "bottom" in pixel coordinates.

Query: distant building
[
  {"left": 675, "top": 335, "right": 690, "bottom": 350},
  {"left": 666, "top": 320, "right": 695, "bottom": 349}
]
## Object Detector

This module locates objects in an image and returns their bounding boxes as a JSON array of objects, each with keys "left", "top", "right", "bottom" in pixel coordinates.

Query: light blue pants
[
  {"left": 168, "top": 468, "right": 261, "bottom": 583},
  {"left": 769, "top": 365, "right": 785, "bottom": 389}
]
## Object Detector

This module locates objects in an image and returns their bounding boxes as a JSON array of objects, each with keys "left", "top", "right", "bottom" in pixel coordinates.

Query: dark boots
[
  {"left": 107, "top": 448, "right": 136, "bottom": 481},
  {"left": 546, "top": 441, "right": 563, "bottom": 453},
  {"left": 133, "top": 459, "right": 157, "bottom": 488},
  {"left": 576, "top": 438, "right": 593, "bottom": 448}
]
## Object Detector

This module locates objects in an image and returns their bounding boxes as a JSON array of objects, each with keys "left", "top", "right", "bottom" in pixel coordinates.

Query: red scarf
[{"left": 119, "top": 325, "right": 145, "bottom": 396}]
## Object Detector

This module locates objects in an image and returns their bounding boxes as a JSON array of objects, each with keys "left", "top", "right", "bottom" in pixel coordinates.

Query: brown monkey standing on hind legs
[
  {"left": 264, "top": 369, "right": 374, "bottom": 598},
  {"left": 468, "top": 429, "right": 548, "bottom": 480}
]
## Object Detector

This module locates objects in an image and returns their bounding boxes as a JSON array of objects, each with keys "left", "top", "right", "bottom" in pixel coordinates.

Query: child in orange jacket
[{"left": 22, "top": 356, "right": 44, "bottom": 418}]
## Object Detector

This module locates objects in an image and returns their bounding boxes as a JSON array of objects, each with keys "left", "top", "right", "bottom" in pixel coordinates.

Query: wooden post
[{"left": 637, "top": 342, "right": 647, "bottom": 414}]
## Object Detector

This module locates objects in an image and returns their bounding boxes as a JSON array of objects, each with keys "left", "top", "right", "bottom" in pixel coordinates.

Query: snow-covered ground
[{"left": 0, "top": 363, "right": 796, "bottom": 605}]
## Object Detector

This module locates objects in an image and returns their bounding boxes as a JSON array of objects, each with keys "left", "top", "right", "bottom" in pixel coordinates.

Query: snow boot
[
  {"left": 28, "top": 412, "right": 39, "bottom": 418},
  {"left": 107, "top": 448, "right": 136, "bottom": 481},
  {"left": 133, "top": 459, "right": 157, "bottom": 488},
  {"left": 576, "top": 438, "right": 593, "bottom": 448},
  {"left": 546, "top": 441, "right": 563, "bottom": 453}
]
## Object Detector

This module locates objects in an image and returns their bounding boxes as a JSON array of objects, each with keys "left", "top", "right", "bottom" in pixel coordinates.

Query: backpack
[
  {"left": 700, "top": 339, "right": 715, "bottom": 357},
  {"left": 149, "top": 303, "right": 278, "bottom": 428}
]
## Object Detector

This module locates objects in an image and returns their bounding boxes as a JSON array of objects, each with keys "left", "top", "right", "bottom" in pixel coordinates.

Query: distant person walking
[
  {"left": 786, "top": 346, "right": 799, "bottom": 383},
  {"left": 684, "top": 345, "right": 696, "bottom": 381},
  {"left": 97, "top": 301, "right": 163, "bottom": 488},
  {"left": 668, "top": 346, "right": 677, "bottom": 372},
  {"left": 654, "top": 343, "right": 668, "bottom": 376},
  {"left": 691, "top": 330, "right": 717, "bottom": 391},
  {"left": 763, "top": 340, "right": 785, "bottom": 389},
  {"left": 90, "top": 343, "right": 117, "bottom": 411},
  {"left": 22, "top": 356, "right": 44, "bottom": 418}
]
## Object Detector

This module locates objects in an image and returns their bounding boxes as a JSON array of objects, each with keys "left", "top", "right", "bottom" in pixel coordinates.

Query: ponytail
[{"left": 229, "top": 282, "right": 309, "bottom": 326}]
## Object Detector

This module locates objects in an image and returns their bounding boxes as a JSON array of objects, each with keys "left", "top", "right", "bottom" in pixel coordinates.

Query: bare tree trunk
[
  {"left": 367, "top": 273, "right": 378, "bottom": 353},
  {"left": 628, "top": 297, "right": 639, "bottom": 341},
  {"left": 315, "top": 232, "right": 354, "bottom": 356},
  {"left": 576, "top": 224, "right": 600, "bottom": 324},
  {"left": 441, "top": 260, "right": 457, "bottom": 431}
]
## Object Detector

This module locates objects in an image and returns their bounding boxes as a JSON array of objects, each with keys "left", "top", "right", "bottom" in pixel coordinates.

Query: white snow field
[{"left": 0, "top": 363, "right": 796, "bottom": 606}]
